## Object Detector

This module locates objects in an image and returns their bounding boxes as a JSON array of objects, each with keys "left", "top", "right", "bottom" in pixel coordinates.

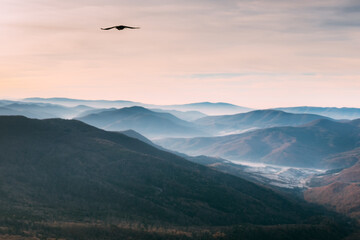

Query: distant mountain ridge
[
  {"left": 77, "top": 106, "right": 207, "bottom": 138},
  {"left": 24, "top": 97, "right": 137, "bottom": 105},
  {"left": 24, "top": 98, "right": 252, "bottom": 115},
  {"left": 156, "top": 119, "right": 360, "bottom": 169},
  {"left": 25, "top": 97, "right": 139, "bottom": 108},
  {"left": 151, "top": 108, "right": 207, "bottom": 121},
  {"left": 19, "top": 99, "right": 360, "bottom": 120},
  {"left": 78, "top": 107, "right": 208, "bottom": 122},
  {"left": 195, "top": 109, "right": 329, "bottom": 135},
  {"left": 0, "top": 101, "right": 93, "bottom": 119},
  {"left": 276, "top": 106, "right": 360, "bottom": 120},
  {"left": 165, "top": 102, "right": 252, "bottom": 115}
]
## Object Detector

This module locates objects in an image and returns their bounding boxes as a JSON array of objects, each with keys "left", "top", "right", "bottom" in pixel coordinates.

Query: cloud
[
  {"left": 340, "top": 0, "right": 360, "bottom": 13},
  {"left": 311, "top": 0, "right": 360, "bottom": 29}
]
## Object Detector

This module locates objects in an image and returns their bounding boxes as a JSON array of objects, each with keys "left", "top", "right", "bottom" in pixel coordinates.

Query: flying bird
[{"left": 101, "top": 25, "right": 140, "bottom": 31}]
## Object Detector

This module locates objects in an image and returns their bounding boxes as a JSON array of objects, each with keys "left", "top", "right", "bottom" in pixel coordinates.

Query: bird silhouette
[{"left": 101, "top": 25, "right": 140, "bottom": 31}]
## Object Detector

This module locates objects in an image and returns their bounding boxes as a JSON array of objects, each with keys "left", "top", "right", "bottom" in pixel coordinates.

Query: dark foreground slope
[
  {"left": 0, "top": 116, "right": 320, "bottom": 225},
  {"left": 0, "top": 116, "right": 355, "bottom": 239}
]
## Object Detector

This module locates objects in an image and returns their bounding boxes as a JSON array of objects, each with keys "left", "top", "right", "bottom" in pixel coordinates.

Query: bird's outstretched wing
[
  {"left": 101, "top": 25, "right": 140, "bottom": 31},
  {"left": 123, "top": 26, "right": 140, "bottom": 29},
  {"left": 101, "top": 26, "right": 116, "bottom": 30}
]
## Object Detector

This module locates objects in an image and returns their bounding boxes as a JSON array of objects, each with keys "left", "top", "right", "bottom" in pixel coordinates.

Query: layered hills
[
  {"left": 276, "top": 107, "right": 360, "bottom": 120},
  {"left": 77, "top": 108, "right": 207, "bottom": 122},
  {"left": 0, "top": 102, "right": 92, "bottom": 119},
  {"left": 195, "top": 109, "right": 329, "bottom": 135},
  {"left": 77, "top": 106, "right": 206, "bottom": 138},
  {"left": 156, "top": 119, "right": 360, "bottom": 169},
  {"left": 164, "top": 102, "right": 252, "bottom": 115},
  {"left": 151, "top": 108, "right": 207, "bottom": 121},
  {"left": 24, "top": 98, "right": 251, "bottom": 115},
  {"left": 23, "top": 97, "right": 139, "bottom": 108},
  {"left": 0, "top": 115, "right": 326, "bottom": 227}
]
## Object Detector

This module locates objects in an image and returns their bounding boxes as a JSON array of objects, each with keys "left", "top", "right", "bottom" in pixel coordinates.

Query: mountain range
[
  {"left": 76, "top": 107, "right": 207, "bottom": 122},
  {"left": 156, "top": 119, "right": 360, "bottom": 169},
  {"left": 163, "top": 102, "right": 252, "bottom": 115},
  {"left": 77, "top": 106, "right": 207, "bottom": 138},
  {"left": 24, "top": 98, "right": 251, "bottom": 115},
  {"left": 0, "top": 105, "right": 358, "bottom": 239},
  {"left": 277, "top": 107, "right": 360, "bottom": 120},
  {"left": 20, "top": 98, "right": 360, "bottom": 119},
  {"left": 151, "top": 108, "right": 207, "bottom": 121},
  {"left": 24, "top": 97, "right": 140, "bottom": 108},
  {"left": 194, "top": 109, "right": 329, "bottom": 135},
  {"left": 0, "top": 101, "right": 93, "bottom": 119},
  {"left": 120, "top": 130, "right": 309, "bottom": 191},
  {"left": 0, "top": 116, "right": 334, "bottom": 228}
]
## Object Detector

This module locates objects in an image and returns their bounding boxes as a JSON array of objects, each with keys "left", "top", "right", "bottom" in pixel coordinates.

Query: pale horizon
[{"left": 3, "top": 96, "right": 360, "bottom": 110}]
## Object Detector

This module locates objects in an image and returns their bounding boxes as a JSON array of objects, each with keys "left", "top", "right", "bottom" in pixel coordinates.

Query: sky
[{"left": 0, "top": 0, "right": 359, "bottom": 108}]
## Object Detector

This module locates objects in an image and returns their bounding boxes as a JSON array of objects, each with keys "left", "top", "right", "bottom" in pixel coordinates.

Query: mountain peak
[
  {"left": 118, "top": 105, "right": 152, "bottom": 112},
  {"left": 302, "top": 118, "right": 342, "bottom": 128}
]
